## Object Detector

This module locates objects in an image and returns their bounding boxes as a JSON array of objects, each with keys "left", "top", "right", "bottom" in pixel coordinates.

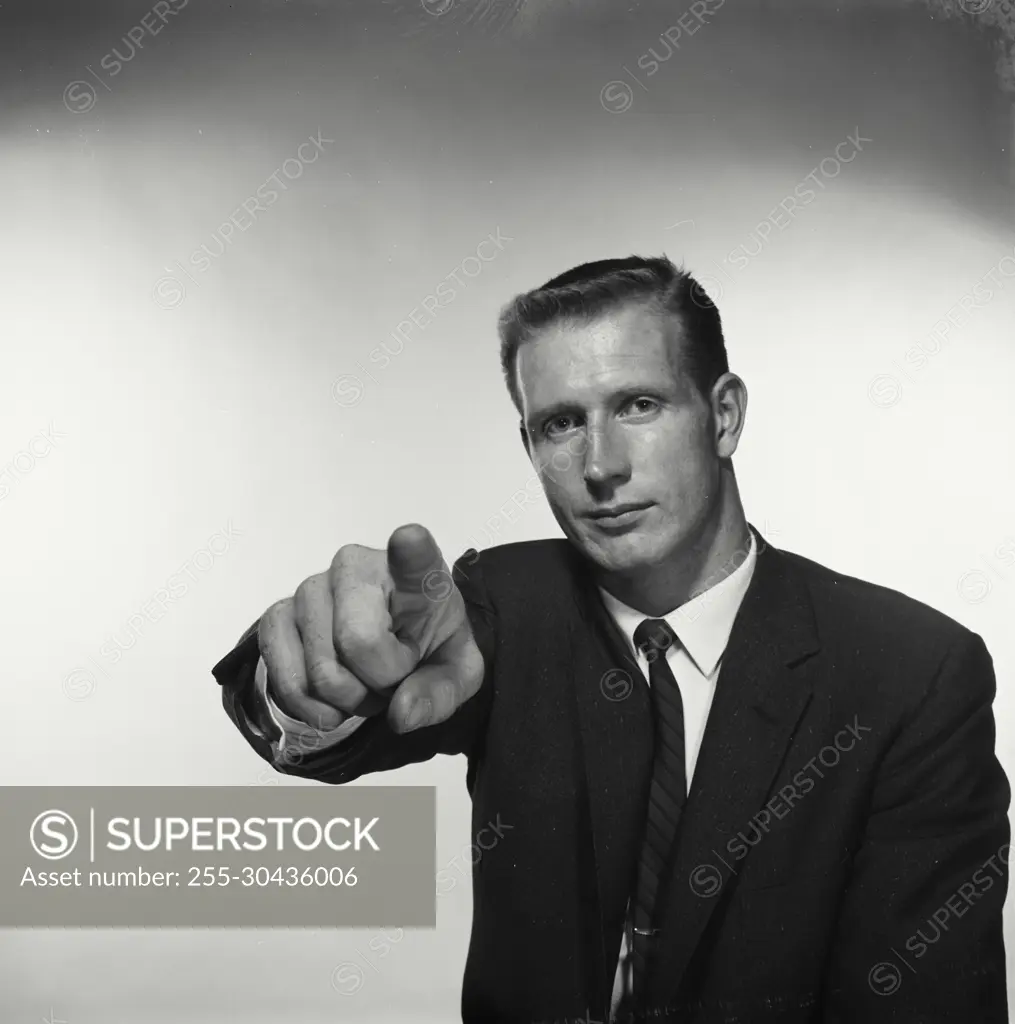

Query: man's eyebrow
[{"left": 524, "top": 385, "right": 671, "bottom": 432}]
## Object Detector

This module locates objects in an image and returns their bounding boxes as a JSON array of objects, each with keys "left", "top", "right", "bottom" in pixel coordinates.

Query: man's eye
[
  {"left": 546, "top": 416, "right": 576, "bottom": 436},
  {"left": 628, "top": 398, "right": 657, "bottom": 414}
]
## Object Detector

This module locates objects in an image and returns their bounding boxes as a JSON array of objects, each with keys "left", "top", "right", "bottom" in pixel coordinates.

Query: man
[{"left": 212, "top": 256, "right": 1010, "bottom": 1023}]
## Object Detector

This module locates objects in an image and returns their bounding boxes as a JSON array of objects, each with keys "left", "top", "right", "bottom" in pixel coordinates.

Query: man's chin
[{"left": 573, "top": 530, "right": 666, "bottom": 575}]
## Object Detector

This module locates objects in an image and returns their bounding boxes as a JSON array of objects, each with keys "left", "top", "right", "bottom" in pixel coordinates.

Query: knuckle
[
  {"left": 331, "top": 543, "right": 367, "bottom": 574},
  {"left": 258, "top": 599, "right": 293, "bottom": 652},
  {"left": 333, "top": 618, "right": 378, "bottom": 662},
  {"left": 293, "top": 573, "right": 324, "bottom": 614}
]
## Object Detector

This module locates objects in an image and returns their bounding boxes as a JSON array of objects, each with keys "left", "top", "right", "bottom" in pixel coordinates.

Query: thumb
[{"left": 387, "top": 626, "right": 485, "bottom": 734}]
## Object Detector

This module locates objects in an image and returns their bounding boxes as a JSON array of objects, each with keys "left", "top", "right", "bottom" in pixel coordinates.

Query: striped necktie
[{"left": 627, "top": 617, "right": 686, "bottom": 1009}]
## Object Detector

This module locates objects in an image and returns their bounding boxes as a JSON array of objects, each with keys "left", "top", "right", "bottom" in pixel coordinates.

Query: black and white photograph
[{"left": 2, "top": 0, "right": 1015, "bottom": 1021}]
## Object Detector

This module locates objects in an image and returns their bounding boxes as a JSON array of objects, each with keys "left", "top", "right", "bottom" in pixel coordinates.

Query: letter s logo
[{"left": 30, "top": 810, "right": 79, "bottom": 859}]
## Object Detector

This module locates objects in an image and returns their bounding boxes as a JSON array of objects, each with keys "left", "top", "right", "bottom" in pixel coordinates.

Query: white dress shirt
[{"left": 250, "top": 532, "right": 758, "bottom": 1018}]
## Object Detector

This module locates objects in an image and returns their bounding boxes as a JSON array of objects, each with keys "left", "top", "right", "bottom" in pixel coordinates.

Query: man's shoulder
[
  {"left": 456, "top": 538, "right": 575, "bottom": 582},
  {"left": 452, "top": 539, "right": 584, "bottom": 611},
  {"left": 453, "top": 535, "right": 981, "bottom": 652},
  {"left": 774, "top": 543, "right": 974, "bottom": 650}
]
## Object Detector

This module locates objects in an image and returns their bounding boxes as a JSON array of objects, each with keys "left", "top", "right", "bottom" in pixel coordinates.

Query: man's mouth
[{"left": 584, "top": 503, "right": 654, "bottom": 527}]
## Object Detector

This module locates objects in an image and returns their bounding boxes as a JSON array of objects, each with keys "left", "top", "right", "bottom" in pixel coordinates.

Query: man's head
[{"left": 497, "top": 255, "right": 747, "bottom": 580}]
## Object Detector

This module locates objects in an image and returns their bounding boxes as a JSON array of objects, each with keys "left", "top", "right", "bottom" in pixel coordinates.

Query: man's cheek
[
  {"left": 543, "top": 488, "right": 574, "bottom": 525},
  {"left": 538, "top": 461, "right": 579, "bottom": 502}
]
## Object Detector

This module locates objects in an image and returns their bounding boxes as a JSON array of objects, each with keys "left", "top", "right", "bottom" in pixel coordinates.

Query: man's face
[{"left": 516, "top": 302, "right": 722, "bottom": 575}]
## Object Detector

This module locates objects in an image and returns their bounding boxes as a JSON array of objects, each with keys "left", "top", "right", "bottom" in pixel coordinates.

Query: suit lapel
[{"left": 647, "top": 526, "right": 821, "bottom": 1004}]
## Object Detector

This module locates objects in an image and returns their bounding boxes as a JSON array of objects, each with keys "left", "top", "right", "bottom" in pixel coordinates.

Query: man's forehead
[
  {"left": 517, "top": 306, "right": 680, "bottom": 386},
  {"left": 528, "top": 304, "right": 669, "bottom": 352}
]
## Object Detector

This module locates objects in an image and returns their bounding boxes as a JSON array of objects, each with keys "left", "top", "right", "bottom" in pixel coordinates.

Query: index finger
[
  {"left": 329, "top": 552, "right": 420, "bottom": 690},
  {"left": 386, "top": 523, "right": 447, "bottom": 595}
]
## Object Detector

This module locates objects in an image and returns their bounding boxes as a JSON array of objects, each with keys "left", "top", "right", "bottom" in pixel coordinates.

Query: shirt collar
[{"left": 597, "top": 530, "right": 758, "bottom": 677}]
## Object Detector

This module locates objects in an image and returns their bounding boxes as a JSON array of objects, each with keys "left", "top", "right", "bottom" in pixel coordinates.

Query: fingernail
[{"left": 405, "top": 699, "right": 429, "bottom": 732}]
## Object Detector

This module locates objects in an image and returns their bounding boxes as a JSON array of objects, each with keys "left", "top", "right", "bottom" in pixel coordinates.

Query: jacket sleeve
[
  {"left": 821, "top": 630, "right": 1010, "bottom": 1022},
  {"left": 211, "top": 548, "right": 497, "bottom": 784}
]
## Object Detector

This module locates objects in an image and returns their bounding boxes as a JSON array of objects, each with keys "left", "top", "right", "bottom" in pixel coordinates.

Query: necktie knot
[{"left": 633, "top": 618, "right": 678, "bottom": 658}]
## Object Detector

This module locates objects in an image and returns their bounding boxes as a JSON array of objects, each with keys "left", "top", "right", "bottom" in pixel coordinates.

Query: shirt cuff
[{"left": 255, "top": 657, "right": 368, "bottom": 758}]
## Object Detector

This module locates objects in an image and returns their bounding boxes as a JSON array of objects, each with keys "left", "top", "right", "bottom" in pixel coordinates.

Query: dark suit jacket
[{"left": 212, "top": 525, "right": 1010, "bottom": 1023}]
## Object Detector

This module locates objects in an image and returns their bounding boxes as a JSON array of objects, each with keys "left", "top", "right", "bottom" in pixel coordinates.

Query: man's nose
[{"left": 582, "top": 425, "right": 630, "bottom": 485}]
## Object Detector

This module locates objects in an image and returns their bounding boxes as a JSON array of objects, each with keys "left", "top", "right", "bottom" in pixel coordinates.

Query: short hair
[{"left": 497, "top": 255, "right": 728, "bottom": 415}]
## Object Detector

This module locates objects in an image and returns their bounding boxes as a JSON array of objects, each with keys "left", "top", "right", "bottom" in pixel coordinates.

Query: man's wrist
[{"left": 255, "top": 658, "right": 368, "bottom": 754}]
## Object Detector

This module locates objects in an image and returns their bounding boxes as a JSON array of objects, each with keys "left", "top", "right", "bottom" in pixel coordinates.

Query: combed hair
[{"left": 497, "top": 255, "right": 728, "bottom": 413}]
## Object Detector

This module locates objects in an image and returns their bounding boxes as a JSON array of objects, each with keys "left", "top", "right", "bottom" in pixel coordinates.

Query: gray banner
[{"left": 0, "top": 786, "right": 435, "bottom": 927}]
